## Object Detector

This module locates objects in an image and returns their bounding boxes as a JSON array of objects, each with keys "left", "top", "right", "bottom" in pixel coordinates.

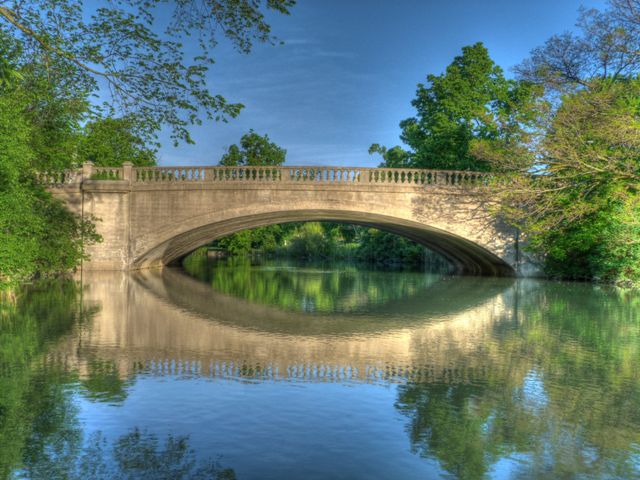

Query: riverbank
[{"left": 205, "top": 222, "right": 452, "bottom": 272}]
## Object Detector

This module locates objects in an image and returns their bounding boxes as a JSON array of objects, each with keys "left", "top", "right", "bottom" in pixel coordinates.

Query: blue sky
[{"left": 157, "top": 0, "right": 607, "bottom": 167}]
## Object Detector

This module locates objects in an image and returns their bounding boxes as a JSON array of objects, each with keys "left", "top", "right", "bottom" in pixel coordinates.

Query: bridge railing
[
  {"left": 133, "top": 166, "right": 491, "bottom": 186},
  {"left": 39, "top": 164, "right": 492, "bottom": 187},
  {"left": 91, "top": 166, "right": 124, "bottom": 180},
  {"left": 35, "top": 170, "right": 81, "bottom": 185}
]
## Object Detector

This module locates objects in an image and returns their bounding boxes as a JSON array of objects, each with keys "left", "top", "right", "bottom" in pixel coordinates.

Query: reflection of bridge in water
[{"left": 49, "top": 269, "right": 520, "bottom": 384}]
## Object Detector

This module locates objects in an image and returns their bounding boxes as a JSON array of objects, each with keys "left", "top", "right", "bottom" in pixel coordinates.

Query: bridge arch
[{"left": 135, "top": 209, "right": 515, "bottom": 276}]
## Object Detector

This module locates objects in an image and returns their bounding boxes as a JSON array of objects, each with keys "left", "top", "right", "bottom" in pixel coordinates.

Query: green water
[{"left": 1, "top": 258, "right": 640, "bottom": 479}]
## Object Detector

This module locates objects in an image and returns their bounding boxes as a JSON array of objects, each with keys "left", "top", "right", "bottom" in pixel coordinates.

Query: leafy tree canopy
[
  {"left": 481, "top": 0, "right": 640, "bottom": 285},
  {"left": 220, "top": 130, "right": 287, "bottom": 166},
  {"left": 371, "top": 43, "right": 544, "bottom": 171},
  {"left": 516, "top": 0, "right": 640, "bottom": 92},
  {"left": 0, "top": 0, "right": 295, "bottom": 146},
  {"left": 79, "top": 117, "right": 157, "bottom": 167},
  {"left": 368, "top": 144, "right": 412, "bottom": 168},
  {"left": 493, "top": 78, "right": 640, "bottom": 284},
  {"left": 0, "top": 92, "right": 99, "bottom": 285}
]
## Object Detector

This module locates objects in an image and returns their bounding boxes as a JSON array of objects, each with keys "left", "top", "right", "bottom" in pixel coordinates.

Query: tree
[
  {"left": 368, "top": 144, "right": 411, "bottom": 168},
  {"left": 480, "top": 0, "right": 640, "bottom": 284},
  {"left": 355, "top": 228, "right": 430, "bottom": 267},
  {"left": 219, "top": 130, "right": 287, "bottom": 166},
  {"left": 515, "top": 2, "right": 640, "bottom": 92},
  {"left": 79, "top": 117, "right": 157, "bottom": 167},
  {"left": 0, "top": 0, "right": 295, "bottom": 146},
  {"left": 371, "top": 43, "right": 543, "bottom": 171},
  {"left": 492, "top": 80, "right": 640, "bottom": 283},
  {"left": 0, "top": 92, "right": 99, "bottom": 285}
]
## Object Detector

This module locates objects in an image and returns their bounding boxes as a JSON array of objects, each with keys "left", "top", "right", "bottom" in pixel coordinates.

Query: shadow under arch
[
  {"left": 133, "top": 267, "right": 515, "bottom": 337},
  {"left": 134, "top": 210, "right": 515, "bottom": 277}
]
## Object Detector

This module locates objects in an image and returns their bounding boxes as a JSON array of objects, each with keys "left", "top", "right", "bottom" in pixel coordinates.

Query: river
[{"left": 1, "top": 257, "right": 639, "bottom": 479}]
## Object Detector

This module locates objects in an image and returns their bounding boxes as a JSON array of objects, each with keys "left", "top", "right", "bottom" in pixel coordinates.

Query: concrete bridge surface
[{"left": 43, "top": 162, "right": 536, "bottom": 276}]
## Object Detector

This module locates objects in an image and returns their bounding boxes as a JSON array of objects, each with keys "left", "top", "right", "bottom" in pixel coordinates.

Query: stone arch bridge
[{"left": 44, "top": 162, "right": 532, "bottom": 276}]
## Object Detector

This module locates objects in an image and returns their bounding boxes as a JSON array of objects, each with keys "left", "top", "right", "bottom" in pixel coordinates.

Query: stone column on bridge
[
  {"left": 82, "top": 161, "right": 94, "bottom": 180},
  {"left": 122, "top": 162, "right": 133, "bottom": 182},
  {"left": 78, "top": 161, "right": 133, "bottom": 270}
]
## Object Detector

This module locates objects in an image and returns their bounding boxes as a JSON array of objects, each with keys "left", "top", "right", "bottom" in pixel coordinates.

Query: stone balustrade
[
  {"left": 35, "top": 170, "right": 80, "bottom": 186},
  {"left": 92, "top": 166, "right": 124, "bottom": 180},
  {"left": 40, "top": 163, "right": 491, "bottom": 187}
]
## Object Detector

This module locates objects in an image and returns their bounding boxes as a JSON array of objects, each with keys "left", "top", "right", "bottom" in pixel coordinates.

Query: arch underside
[{"left": 135, "top": 210, "right": 515, "bottom": 277}]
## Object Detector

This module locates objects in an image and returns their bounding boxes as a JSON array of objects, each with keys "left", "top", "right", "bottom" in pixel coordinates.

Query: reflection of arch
[
  {"left": 50, "top": 270, "right": 517, "bottom": 385},
  {"left": 136, "top": 210, "right": 514, "bottom": 276},
  {"left": 134, "top": 267, "right": 514, "bottom": 336}
]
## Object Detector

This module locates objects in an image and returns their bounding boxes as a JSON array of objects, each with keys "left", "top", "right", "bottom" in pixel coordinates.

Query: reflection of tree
[
  {"left": 183, "top": 256, "right": 439, "bottom": 314},
  {"left": 396, "top": 282, "right": 640, "bottom": 480},
  {"left": 396, "top": 381, "right": 543, "bottom": 480},
  {"left": 1, "top": 280, "right": 235, "bottom": 479},
  {"left": 29, "top": 428, "right": 236, "bottom": 480},
  {"left": 79, "top": 359, "right": 131, "bottom": 404},
  {"left": 18, "top": 371, "right": 83, "bottom": 480},
  {"left": 0, "top": 279, "right": 96, "bottom": 478},
  {"left": 396, "top": 383, "right": 492, "bottom": 479}
]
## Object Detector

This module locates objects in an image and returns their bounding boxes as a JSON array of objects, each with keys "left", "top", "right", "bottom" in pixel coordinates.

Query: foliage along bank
[
  {"left": 0, "top": 0, "right": 294, "bottom": 287},
  {"left": 369, "top": 2, "right": 640, "bottom": 285},
  {"left": 205, "top": 221, "right": 449, "bottom": 271}
]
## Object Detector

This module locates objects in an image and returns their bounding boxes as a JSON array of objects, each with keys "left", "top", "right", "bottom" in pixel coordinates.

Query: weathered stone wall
[{"left": 51, "top": 182, "right": 131, "bottom": 270}]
